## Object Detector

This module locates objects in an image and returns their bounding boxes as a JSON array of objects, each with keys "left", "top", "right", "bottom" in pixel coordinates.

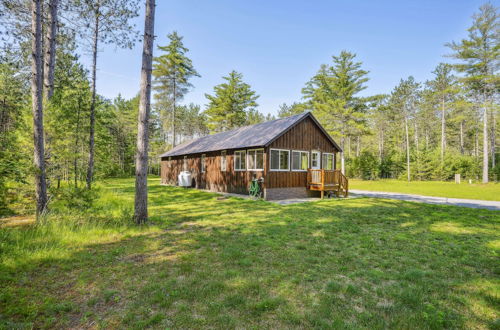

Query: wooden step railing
[{"left": 307, "top": 169, "right": 349, "bottom": 198}]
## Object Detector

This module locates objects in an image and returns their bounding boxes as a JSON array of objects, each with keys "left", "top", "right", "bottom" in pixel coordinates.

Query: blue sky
[{"left": 85, "top": 0, "right": 489, "bottom": 116}]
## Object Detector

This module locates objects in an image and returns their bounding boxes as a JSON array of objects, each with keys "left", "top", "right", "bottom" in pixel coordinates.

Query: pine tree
[
  {"left": 43, "top": 0, "right": 59, "bottom": 100},
  {"left": 30, "top": 0, "right": 48, "bottom": 218},
  {"left": 175, "top": 103, "right": 208, "bottom": 141},
  {"left": 45, "top": 47, "right": 92, "bottom": 187},
  {"left": 204, "top": 71, "right": 259, "bottom": 132},
  {"left": 0, "top": 60, "right": 28, "bottom": 213},
  {"left": 134, "top": 0, "right": 155, "bottom": 224},
  {"left": 153, "top": 31, "right": 200, "bottom": 147},
  {"left": 72, "top": 0, "right": 140, "bottom": 189},
  {"left": 447, "top": 3, "right": 499, "bottom": 182},
  {"left": 277, "top": 102, "right": 307, "bottom": 118},
  {"left": 302, "top": 51, "right": 369, "bottom": 174},
  {"left": 426, "top": 63, "right": 457, "bottom": 166},
  {"left": 388, "top": 77, "right": 420, "bottom": 181}
]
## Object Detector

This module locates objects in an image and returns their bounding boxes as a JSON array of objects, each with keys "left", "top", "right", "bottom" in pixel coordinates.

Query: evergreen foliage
[
  {"left": 204, "top": 70, "right": 260, "bottom": 132},
  {"left": 0, "top": 1, "right": 498, "bottom": 215},
  {"left": 153, "top": 31, "right": 200, "bottom": 146}
]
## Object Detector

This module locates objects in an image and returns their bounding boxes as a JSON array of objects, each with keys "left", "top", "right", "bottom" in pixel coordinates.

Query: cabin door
[{"left": 311, "top": 151, "right": 321, "bottom": 169}]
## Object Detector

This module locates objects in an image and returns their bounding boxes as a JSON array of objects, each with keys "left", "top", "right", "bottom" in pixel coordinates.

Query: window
[
  {"left": 322, "top": 153, "right": 334, "bottom": 170},
  {"left": 183, "top": 156, "right": 188, "bottom": 171},
  {"left": 292, "top": 151, "right": 309, "bottom": 171},
  {"left": 270, "top": 149, "right": 290, "bottom": 171},
  {"left": 201, "top": 154, "right": 206, "bottom": 172},
  {"left": 220, "top": 151, "right": 227, "bottom": 171},
  {"left": 247, "top": 149, "right": 264, "bottom": 170},
  {"left": 311, "top": 151, "right": 320, "bottom": 169},
  {"left": 234, "top": 150, "right": 246, "bottom": 171}
]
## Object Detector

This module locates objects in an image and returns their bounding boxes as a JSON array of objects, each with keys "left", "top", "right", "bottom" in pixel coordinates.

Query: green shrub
[
  {"left": 348, "top": 150, "right": 380, "bottom": 180},
  {"left": 52, "top": 186, "right": 99, "bottom": 211}
]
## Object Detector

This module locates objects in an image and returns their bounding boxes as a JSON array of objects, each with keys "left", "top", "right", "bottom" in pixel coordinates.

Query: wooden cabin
[{"left": 160, "top": 112, "right": 348, "bottom": 200}]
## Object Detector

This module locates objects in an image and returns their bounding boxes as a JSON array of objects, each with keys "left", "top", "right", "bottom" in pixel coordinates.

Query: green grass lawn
[
  {"left": 1, "top": 177, "right": 499, "bottom": 329},
  {"left": 350, "top": 179, "right": 500, "bottom": 201}
]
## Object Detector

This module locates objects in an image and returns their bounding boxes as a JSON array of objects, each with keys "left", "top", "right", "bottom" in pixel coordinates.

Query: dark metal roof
[{"left": 159, "top": 112, "right": 341, "bottom": 158}]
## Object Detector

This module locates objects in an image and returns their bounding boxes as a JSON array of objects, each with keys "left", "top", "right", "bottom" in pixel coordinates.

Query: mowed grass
[
  {"left": 0, "top": 177, "right": 499, "bottom": 329},
  {"left": 350, "top": 179, "right": 500, "bottom": 201}
]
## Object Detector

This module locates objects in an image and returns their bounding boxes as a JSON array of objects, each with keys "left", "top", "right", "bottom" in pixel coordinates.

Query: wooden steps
[{"left": 307, "top": 169, "right": 348, "bottom": 198}]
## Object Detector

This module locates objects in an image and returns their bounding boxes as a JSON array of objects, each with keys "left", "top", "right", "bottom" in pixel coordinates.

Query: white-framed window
[
  {"left": 220, "top": 150, "right": 227, "bottom": 171},
  {"left": 234, "top": 150, "right": 246, "bottom": 171},
  {"left": 183, "top": 156, "right": 188, "bottom": 171},
  {"left": 322, "top": 153, "right": 334, "bottom": 170},
  {"left": 291, "top": 150, "right": 309, "bottom": 171},
  {"left": 311, "top": 151, "right": 320, "bottom": 169},
  {"left": 270, "top": 149, "right": 290, "bottom": 171},
  {"left": 247, "top": 149, "right": 264, "bottom": 170},
  {"left": 201, "top": 154, "right": 206, "bottom": 172}
]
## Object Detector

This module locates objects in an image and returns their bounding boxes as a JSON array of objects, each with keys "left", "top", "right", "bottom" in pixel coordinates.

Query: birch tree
[{"left": 134, "top": 0, "right": 155, "bottom": 224}]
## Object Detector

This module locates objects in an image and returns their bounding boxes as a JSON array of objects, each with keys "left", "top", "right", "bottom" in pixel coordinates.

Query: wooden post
[
  {"left": 455, "top": 174, "right": 461, "bottom": 184},
  {"left": 321, "top": 170, "right": 324, "bottom": 188}
]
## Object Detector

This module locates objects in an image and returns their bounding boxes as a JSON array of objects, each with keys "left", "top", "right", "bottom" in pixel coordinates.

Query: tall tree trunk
[
  {"left": 356, "top": 136, "right": 360, "bottom": 157},
  {"left": 340, "top": 136, "right": 345, "bottom": 174},
  {"left": 134, "top": 0, "right": 155, "bottom": 224},
  {"left": 414, "top": 121, "right": 420, "bottom": 179},
  {"left": 491, "top": 109, "right": 496, "bottom": 174},
  {"left": 31, "top": 0, "right": 48, "bottom": 218},
  {"left": 378, "top": 129, "right": 384, "bottom": 162},
  {"left": 441, "top": 97, "right": 446, "bottom": 163},
  {"left": 460, "top": 120, "right": 464, "bottom": 155},
  {"left": 43, "top": 0, "right": 58, "bottom": 100},
  {"left": 347, "top": 136, "right": 351, "bottom": 158},
  {"left": 414, "top": 121, "right": 419, "bottom": 150},
  {"left": 475, "top": 130, "right": 479, "bottom": 159},
  {"left": 74, "top": 95, "right": 81, "bottom": 188},
  {"left": 405, "top": 116, "right": 410, "bottom": 182},
  {"left": 482, "top": 103, "right": 489, "bottom": 183},
  {"left": 172, "top": 77, "right": 176, "bottom": 147},
  {"left": 86, "top": 12, "right": 99, "bottom": 189}
]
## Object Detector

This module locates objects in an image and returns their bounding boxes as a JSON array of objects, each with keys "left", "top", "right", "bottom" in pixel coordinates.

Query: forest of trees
[
  {"left": 0, "top": 1, "right": 498, "bottom": 218},
  {"left": 280, "top": 4, "right": 499, "bottom": 183}
]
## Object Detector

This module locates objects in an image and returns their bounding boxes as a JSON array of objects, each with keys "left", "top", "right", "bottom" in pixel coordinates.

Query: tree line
[
  {"left": 0, "top": 1, "right": 498, "bottom": 222},
  {"left": 0, "top": 0, "right": 270, "bottom": 220},
  {"left": 279, "top": 3, "right": 499, "bottom": 183}
]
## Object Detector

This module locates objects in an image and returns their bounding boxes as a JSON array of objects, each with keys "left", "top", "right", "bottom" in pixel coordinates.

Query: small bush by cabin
[{"left": 160, "top": 112, "right": 348, "bottom": 200}]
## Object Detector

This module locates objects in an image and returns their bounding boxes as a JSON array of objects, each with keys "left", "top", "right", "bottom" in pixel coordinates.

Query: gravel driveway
[{"left": 349, "top": 189, "right": 500, "bottom": 211}]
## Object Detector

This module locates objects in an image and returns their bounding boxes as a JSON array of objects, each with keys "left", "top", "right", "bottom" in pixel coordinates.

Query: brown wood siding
[
  {"left": 160, "top": 115, "right": 339, "bottom": 193},
  {"left": 161, "top": 149, "right": 264, "bottom": 194},
  {"left": 266, "top": 116, "right": 338, "bottom": 188}
]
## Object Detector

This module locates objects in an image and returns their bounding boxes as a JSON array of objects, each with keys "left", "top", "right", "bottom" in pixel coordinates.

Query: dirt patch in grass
[{"left": 0, "top": 215, "right": 35, "bottom": 228}]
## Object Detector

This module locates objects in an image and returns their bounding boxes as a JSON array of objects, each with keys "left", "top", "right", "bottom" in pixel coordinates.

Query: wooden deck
[{"left": 307, "top": 169, "right": 349, "bottom": 198}]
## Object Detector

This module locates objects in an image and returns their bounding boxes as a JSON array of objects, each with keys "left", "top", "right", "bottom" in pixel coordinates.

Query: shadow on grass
[{"left": 1, "top": 180, "right": 499, "bottom": 328}]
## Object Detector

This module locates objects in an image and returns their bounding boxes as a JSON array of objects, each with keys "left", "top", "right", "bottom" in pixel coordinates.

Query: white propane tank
[{"left": 178, "top": 171, "right": 192, "bottom": 187}]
